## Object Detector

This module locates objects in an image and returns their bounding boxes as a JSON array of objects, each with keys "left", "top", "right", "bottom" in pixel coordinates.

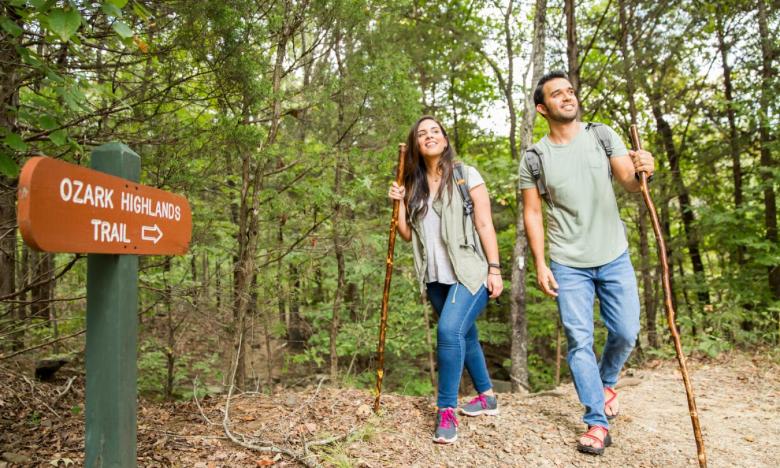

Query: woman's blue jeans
[
  {"left": 551, "top": 250, "right": 640, "bottom": 429},
  {"left": 427, "top": 282, "right": 492, "bottom": 409}
]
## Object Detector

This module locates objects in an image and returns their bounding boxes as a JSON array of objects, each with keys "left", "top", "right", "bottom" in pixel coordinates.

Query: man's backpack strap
[
  {"left": 524, "top": 145, "right": 548, "bottom": 199},
  {"left": 586, "top": 122, "right": 613, "bottom": 179},
  {"left": 453, "top": 163, "right": 474, "bottom": 218}
]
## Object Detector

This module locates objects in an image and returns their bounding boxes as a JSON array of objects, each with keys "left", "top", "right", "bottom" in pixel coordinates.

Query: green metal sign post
[
  {"left": 16, "top": 142, "right": 192, "bottom": 466},
  {"left": 86, "top": 143, "right": 140, "bottom": 467}
]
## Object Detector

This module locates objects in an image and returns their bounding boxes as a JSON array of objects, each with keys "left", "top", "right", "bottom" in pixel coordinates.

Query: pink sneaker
[{"left": 432, "top": 408, "right": 458, "bottom": 444}]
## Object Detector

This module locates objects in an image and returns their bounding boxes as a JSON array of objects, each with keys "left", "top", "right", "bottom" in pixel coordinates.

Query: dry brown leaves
[{"left": 1, "top": 352, "right": 779, "bottom": 467}]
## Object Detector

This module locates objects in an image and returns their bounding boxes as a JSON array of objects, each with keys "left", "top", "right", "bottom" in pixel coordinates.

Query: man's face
[{"left": 537, "top": 77, "right": 578, "bottom": 123}]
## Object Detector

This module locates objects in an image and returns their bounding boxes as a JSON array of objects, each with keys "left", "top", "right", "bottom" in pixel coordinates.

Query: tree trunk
[
  {"left": 330, "top": 151, "right": 346, "bottom": 381},
  {"left": 650, "top": 99, "right": 710, "bottom": 307},
  {"left": 262, "top": 280, "right": 274, "bottom": 386},
  {"left": 423, "top": 301, "right": 436, "bottom": 391},
  {"left": 277, "top": 215, "right": 286, "bottom": 327},
  {"left": 503, "top": 1, "right": 517, "bottom": 161},
  {"left": 230, "top": 4, "right": 292, "bottom": 389},
  {"left": 200, "top": 252, "right": 208, "bottom": 315},
  {"left": 639, "top": 205, "right": 658, "bottom": 347},
  {"left": 564, "top": 0, "right": 581, "bottom": 102},
  {"left": 619, "top": 0, "right": 657, "bottom": 348},
  {"left": 0, "top": 4, "right": 21, "bottom": 351},
  {"left": 660, "top": 202, "right": 679, "bottom": 314},
  {"left": 288, "top": 263, "right": 305, "bottom": 349},
  {"left": 448, "top": 72, "right": 461, "bottom": 154},
  {"left": 715, "top": 17, "right": 743, "bottom": 212},
  {"left": 510, "top": 0, "right": 546, "bottom": 393},
  {"left": 190, "top": 254, "right": 198, "bottom": 310},
  {"left": 32, "top": 253, "right": 54, "bottom": 321},
  {"left": 231, "top": 143, "right": 253, "bottom": 389},
  {"left": 216, "top": 260, "right": 222, "bottom": 313},
  {"left": 716, "top": 15, "right": 745, "bottom": 265},
  {"left": 164, "top": 257, "right": 175, "bottom": 399},
  {"left": 757, "top": 0, "right": 779, "bottom": 299},
  {"left": 554, "top": 320, "right": 561, "bottom": 386}
]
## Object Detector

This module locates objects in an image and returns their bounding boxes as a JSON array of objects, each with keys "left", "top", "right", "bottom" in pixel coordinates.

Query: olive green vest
[{"left": 410, "top": 165, "right": 487, "bottom": 295}]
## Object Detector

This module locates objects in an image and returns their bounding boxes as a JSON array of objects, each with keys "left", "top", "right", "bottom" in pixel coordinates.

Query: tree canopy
[{"left": 1, "top": 0, "right": 778, "bottom": 400}]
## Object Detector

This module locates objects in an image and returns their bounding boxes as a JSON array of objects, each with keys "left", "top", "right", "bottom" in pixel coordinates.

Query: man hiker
[{"left": 520, "top": 71, "right": 655, "bottom": 455}]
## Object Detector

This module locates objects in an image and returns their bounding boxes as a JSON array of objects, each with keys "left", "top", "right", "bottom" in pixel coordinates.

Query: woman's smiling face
[{"left": 416, "top": 119, "right": 448, "bottom": 158}]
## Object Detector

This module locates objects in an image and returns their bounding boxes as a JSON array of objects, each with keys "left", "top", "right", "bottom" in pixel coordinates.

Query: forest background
[{"left": 0, "top": 0, "right": 778, "bottom": 403}]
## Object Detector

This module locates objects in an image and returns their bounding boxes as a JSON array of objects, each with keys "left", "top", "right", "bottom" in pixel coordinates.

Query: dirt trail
[{"left": 1, "top": 352, "right": 778, "bottom": 467}]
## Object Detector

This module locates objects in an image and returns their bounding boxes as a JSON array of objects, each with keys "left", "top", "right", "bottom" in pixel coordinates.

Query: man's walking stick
[
  {"left": 630, "top": 125, "right": 707, "bottom": 468},
  {"left": 374, "top": 143, "right": 407, "bottom": 413}
]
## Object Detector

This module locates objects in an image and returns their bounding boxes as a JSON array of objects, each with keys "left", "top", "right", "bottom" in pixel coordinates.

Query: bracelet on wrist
[
  {"left": 488, "top": 262, "right": 501, "bottom": 269},
  {"left": 488, "top": 272, "right": 502, "bottom": 276}
]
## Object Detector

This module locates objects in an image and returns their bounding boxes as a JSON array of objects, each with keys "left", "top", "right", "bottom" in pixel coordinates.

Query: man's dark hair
[{"left": 533, "top": 70, "right": 570, "bottom": 107}]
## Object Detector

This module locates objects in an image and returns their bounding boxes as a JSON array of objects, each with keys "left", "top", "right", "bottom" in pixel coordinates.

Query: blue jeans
[
  {"left": 427, "top": 282, "right": 492, "bottom": 409},
  {"left": 551, "top": 250, "right": 640, "bottom": 429}
]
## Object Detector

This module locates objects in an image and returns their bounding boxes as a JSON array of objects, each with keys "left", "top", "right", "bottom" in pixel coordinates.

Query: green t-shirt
[{"left": 519, "top": 122, "right": 629, "bottom": 268}]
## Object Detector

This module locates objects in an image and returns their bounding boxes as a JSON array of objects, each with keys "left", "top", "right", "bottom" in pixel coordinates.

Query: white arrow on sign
[{"left": 141, "top": 224, "right": 163, "bottom": 244}]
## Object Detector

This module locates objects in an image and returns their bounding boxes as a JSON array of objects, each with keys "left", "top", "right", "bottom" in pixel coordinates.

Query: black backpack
[{"left": 524, "top": 122, "right": 613, "bottom": 201}]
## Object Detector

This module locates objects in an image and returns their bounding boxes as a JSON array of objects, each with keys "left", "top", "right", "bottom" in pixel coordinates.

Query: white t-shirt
[{"left": 423, "top": 166, "right": 485, "bottom": 284}]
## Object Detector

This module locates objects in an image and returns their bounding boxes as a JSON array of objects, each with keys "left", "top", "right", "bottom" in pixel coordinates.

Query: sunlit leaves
[
  {"left": 101, "top": 3, "right": 124, "bottom": 18},
  {"left": 132, "top": 1, "right": 152, "bottom": 21},
  {"left": 111, "top": 20, "right": 133, "bottom": 38},
  {"left": 46, "top": 7, "right": 82, "bottom": 42}
]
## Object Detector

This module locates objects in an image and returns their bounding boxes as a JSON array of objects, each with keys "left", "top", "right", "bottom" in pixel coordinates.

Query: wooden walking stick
[
  {"left": 630, "top": 125, "right": 707, "bottom": 468},
  {"left": 374, "top": 143, "right": 407, "bottom": 413}
]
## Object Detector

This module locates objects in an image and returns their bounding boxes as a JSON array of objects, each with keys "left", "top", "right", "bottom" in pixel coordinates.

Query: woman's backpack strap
[{"left": 453, "top": 163, "right": 474, "bottom": 218}]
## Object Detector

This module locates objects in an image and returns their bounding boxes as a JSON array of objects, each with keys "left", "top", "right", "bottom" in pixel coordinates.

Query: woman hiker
[{"left": 387, "top": 115, "right": 504, "bottom": 444}]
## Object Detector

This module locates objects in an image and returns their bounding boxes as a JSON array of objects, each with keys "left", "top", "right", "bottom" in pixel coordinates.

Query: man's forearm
[
  {"left": 620, "top": 174, "right": 642, "bottom": 193},
  {"left": 524, "top": 211, "right": 546, "bottom": 267}
]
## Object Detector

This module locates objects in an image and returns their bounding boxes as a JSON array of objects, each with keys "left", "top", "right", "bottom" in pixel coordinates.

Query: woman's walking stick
[
  {"left": 630, "top": 125, "right": 707, "bottom": 468},
  {"left": 374, "top": 143, "right": 407, "bottom": 413}
]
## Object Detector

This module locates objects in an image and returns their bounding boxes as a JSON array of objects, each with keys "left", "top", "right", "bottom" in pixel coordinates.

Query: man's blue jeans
[
  {"left": 427, "top": 282, "right": 492, "bottom": 409},
  {"left": 551, "top": 250, "right": 640, "bottom": 429}
]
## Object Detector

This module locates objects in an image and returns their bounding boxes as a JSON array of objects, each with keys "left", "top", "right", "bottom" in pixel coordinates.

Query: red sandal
[
  {"left": 604, "top": 386, "right": 619, "bottom": 420},
  {"left": 576, "top": 425, "right": 612, "bottom": 455}
]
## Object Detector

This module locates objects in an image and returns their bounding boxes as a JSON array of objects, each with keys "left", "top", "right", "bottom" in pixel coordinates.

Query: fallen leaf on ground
[{"left": 357, "top": 404, "right": 372, "bottom": 417}]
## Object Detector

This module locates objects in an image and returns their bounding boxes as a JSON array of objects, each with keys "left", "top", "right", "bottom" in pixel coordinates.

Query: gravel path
[{"left": 2, "top": 352, "right": 778, "bottom": 467}]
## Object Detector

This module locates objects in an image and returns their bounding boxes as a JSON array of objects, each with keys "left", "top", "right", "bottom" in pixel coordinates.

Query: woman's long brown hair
[{"left": 403, "top": 115, "right": 457, "bottom": 223}]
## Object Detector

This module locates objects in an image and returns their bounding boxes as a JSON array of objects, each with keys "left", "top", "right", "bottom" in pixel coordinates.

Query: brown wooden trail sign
[
  {"left": 17, "top": 156, "right": 192, "bottom": 255},
  {"left": 15, "top": 143, "right": 193, "bottom": 467}
]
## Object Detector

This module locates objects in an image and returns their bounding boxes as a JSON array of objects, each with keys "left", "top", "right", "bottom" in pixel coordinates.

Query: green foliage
[
  {"left": 46, "top": 7, "right": 82, "bottom": 42},
  {"left": 475, "top": 319, "right": 510, "bottom": 346},
  {"left": 137, "top": 343, "right": 178, "bottom": 398},
  {"left": 694, "top": 334, "right": 733, "bottom": 358},
  {"left": 111, "top": 20, "right": 133, "bottom": 38},
  {"left": 138, "top": 339, "right": 223, "bottom": 400},
  {"left": 3, "top": 0, "right": 779, "bottom": 408},
  {"left": 0, "top": 151, "right": 19, "bottom": 177}
]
